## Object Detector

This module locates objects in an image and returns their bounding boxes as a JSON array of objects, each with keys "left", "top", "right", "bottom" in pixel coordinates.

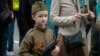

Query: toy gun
[{"left": 39, "top": 40, "right": 56, "bottom": 56}]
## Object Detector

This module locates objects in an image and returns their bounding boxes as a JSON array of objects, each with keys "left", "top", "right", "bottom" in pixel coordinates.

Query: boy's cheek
[
  {"left": 45, "top": 18, "right": 47, "bottom": 23},
  {"left": 36, "top": 19, "right": 41, "bottom": 23}
]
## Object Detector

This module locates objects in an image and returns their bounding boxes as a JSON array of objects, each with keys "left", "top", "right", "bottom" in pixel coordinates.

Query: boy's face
[{"left": 32, "top": 10, "right": 48, "bottom": 28}]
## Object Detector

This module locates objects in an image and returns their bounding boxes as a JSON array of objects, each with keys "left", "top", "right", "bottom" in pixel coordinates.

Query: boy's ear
[{"left": 32, "top": 15, "right": 35, "bottom": 20}]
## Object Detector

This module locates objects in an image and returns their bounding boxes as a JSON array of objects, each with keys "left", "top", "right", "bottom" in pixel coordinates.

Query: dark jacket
[
  {"left": 17, "top": 0, "right": 35, "bottom": 38},
  {"left": 0, "top": 0, "right": 12, "bottom": 27}
]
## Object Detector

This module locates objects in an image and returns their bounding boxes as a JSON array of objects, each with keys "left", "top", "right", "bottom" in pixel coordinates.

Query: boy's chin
[{"left": 41, "top": 25, "right": 46, "bottom": 29}]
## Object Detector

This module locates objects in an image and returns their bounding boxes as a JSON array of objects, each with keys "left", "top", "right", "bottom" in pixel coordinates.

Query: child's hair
[{"left": 31, "top": 1, "right": 47, "bottom": 15}]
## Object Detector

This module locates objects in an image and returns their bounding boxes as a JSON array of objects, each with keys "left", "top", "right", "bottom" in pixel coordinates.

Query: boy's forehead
[{"left": 35, "top": 10, "right": 48, "bottom": 15}]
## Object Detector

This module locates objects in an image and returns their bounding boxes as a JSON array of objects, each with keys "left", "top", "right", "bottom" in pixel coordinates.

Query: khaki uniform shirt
[{"left": 19, "top": 27, "right": 54, "bottom": 56}]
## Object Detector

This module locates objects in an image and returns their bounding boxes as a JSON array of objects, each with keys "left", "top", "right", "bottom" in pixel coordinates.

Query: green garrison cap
[{"left": 31, "top": 1, "right": 47, "bottom": 15}]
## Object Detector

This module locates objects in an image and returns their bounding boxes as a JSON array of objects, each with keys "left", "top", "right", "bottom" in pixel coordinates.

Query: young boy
[{"left": 19, "top": 1, "right": 60, "bottom": 56}]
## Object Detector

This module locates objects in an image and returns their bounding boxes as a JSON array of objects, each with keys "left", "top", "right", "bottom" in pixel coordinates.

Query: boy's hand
[{"left": 51, "top": 46, "right": 60, "bottom": 56}]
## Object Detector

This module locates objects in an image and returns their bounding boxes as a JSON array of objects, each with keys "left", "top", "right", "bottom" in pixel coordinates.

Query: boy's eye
[
  {"left": 38, "top": 15, "right": 47, "bottom": 17},
  {"left": 38, "top": 15, "right": 42, "bottom": 17},
  {"left": 44, "top": 15, "right": 47, "bottom": 17}
]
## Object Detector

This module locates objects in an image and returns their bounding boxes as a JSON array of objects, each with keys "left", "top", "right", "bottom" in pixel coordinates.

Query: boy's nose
[{"left": 42, "top": 16, "right": 46, "bottom": 20}]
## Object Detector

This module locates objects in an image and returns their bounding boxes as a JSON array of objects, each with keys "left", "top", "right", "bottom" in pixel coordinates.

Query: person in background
[
  {"left": 6, "top": 0, "right": 15, "bottom": 55},
  {"left": 19, "top": 0, "right": 44, "bottom": 44},
  {"left": 50, "top": 0, "right": 95, "bottom": 56},
  {"left": 45, "top": 0, "right": 58, "bottom": 37},
  {"left": 86, "top": 0, "right": 97, "bottom": 53},
  {"left": 89, "top": 0, "right": 100, "bottom": 56},
  {"left": 0, "top": 0, "right": 13, "bottom": 56},
  {"left": 18, "top": 0, "right": 30, "bottom": 44}
]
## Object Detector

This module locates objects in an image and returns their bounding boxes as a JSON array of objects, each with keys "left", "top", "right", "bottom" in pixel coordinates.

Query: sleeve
[
  {"left": 19, "top": 29, "right": 35, "bottom": 56},
  {"left": 50, "top": 0, "right": 74, "bottom": 26}
]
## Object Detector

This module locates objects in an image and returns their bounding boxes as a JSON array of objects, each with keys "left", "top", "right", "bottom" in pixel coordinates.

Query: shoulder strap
[{"left": 72, "top": 0, "right": 80, "bottom": 12}]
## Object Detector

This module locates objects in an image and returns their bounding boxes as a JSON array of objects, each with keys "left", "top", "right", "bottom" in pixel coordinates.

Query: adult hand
[
  {"left": 72, "top": 13, "right": 82, "bottom": 21},
  {"left": 87, "top": 11, "right": 95, "bottom": 21},
  {"left": 89, "top": 11, "right": 95, "bottom": 18}
]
